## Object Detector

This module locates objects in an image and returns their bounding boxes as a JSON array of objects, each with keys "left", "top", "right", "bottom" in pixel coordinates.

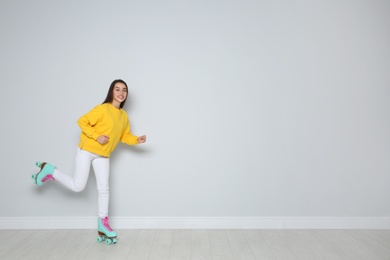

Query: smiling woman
[
  {"left": 102, "top": 79, "right": 128, "bottom": 109},
  {"left": 31, "top": 79, "right": 147, "bottom": 245}
]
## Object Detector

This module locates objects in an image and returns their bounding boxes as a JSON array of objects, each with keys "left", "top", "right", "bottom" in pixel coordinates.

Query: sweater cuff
[{"left": 91, "top": 133, "right": 99, "bottom": 140}]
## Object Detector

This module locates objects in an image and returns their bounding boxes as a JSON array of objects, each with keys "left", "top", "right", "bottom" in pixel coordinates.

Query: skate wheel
[
  {"left": 31, "top": 174, "right": 37, "bottom": 184},
  {"left": 35, "top": 162, "right": 42, "bottom": 167},
  {"left": 97, "top": 236, "right": 103, "bottom": 243},
  {"left": 113, "top": 238, "right": 117, "bottom": 244},
  {"left": 106, "top": 238, "right": 112, "bottom": 245}
]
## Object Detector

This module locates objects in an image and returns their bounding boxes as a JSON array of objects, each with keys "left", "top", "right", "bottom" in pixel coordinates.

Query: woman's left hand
[{"left": 137, "top": 135, "right": 146, "bottom": 144}]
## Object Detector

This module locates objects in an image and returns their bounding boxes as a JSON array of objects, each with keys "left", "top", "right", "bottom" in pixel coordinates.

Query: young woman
[{"left": 32, "top": 79, "right": 146, "bottom": 244}]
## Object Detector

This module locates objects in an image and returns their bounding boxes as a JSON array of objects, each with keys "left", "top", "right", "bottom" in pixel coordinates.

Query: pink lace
[
  {"left": 102, "top": 217, "right": 113, "bottom": 232},
  {"left": 42, "top": 174, "right": 55, "bottom": 182}
]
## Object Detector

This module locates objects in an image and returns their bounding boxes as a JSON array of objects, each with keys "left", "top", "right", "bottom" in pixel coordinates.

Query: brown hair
[{"left": 102, "top": 79, "right": 128, "bottom": 109}]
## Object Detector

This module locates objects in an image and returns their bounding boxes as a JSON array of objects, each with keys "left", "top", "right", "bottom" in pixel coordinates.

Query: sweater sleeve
[
  {"left": 77, "top": 105, "right": 104, "bottom": 140},
  {"left": 120, "top": 117, "right": 139, "bottom": 145}
]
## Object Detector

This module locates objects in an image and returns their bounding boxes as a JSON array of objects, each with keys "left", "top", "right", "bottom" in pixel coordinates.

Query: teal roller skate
[
  {"left": 32, "top": 162, "right": 56, "bottom": 186},
  {"left": 97, "top": 217, "right": 117, "bottom": 245}
]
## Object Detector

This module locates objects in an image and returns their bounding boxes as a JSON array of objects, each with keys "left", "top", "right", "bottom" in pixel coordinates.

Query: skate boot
[
  {"left": 32, "top": 162, "right": 56, "bottom": 186},
  {"left": 97, "top": 217, "right": 117, "bottom": 245}
]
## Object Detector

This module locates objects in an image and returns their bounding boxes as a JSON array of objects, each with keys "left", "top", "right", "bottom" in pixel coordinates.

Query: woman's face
[{"left": 112, "top": 82, "right": 128, "bottom": 107}]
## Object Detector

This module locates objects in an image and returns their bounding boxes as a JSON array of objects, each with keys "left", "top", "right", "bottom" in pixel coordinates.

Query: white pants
[{"left": 53, "top": 148, "right": 110, "bottom": 218}]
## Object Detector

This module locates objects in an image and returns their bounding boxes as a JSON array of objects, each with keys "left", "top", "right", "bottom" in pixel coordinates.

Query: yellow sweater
[{"left": 77, "top": 103, "right": 138, "bottom": 157}]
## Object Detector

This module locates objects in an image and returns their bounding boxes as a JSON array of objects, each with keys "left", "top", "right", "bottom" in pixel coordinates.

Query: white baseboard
[{"left": 0, "top": 216, "right": 389, "bottom": 230}]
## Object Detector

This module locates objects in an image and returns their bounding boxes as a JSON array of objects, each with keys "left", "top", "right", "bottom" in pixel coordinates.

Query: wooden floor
[{"left": 0, "top": 229, "right": 389, "bottom": 259}]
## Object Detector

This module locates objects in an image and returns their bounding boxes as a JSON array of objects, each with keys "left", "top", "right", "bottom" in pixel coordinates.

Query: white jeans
[{"left": 53, "top": 148, "right": 110, "bottom": 218}]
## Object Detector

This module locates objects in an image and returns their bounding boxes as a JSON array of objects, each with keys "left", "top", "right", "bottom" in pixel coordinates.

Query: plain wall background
[{"left": 0, "top": 0, "right": 389, "bottom": 218}]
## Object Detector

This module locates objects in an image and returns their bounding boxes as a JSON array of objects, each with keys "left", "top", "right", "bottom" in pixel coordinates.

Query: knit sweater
[{"left": 77, "top": 103, "right": 138, "bottom": 157}]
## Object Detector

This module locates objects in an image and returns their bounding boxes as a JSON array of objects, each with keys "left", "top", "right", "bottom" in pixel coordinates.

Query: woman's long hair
[{"left": 102, "top": 79, "right": 128, "bottom": 109}]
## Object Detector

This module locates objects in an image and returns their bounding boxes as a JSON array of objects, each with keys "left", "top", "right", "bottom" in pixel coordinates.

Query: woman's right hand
[{"left": 97, "top": 135, "right": 110, "bottom": 144}]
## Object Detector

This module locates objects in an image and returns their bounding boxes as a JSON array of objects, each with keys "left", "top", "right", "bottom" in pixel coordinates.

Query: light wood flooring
[{"left": 0, "top": 229, "right": 389, "bottom": 259}]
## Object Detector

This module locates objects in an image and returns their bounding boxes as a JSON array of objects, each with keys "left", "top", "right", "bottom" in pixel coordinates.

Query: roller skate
[
  {"left": 32, "top": 162, "right": 56, "bottom": 186},
  {"left": 97, "top": 217, "right": 117, "bottom": 245}
]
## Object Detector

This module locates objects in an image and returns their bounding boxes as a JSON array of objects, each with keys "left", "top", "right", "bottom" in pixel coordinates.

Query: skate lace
[
  {"left": 42, "top": 174, "right": 55, "bottom": 182},
  {"left": 102, "top": 217, "right": 113, "bottom": 232}
]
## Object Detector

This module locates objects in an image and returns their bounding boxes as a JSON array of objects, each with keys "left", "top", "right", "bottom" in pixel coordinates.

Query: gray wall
[{"left": 1, "top": 0, "right": 389, "bottom": 218}]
